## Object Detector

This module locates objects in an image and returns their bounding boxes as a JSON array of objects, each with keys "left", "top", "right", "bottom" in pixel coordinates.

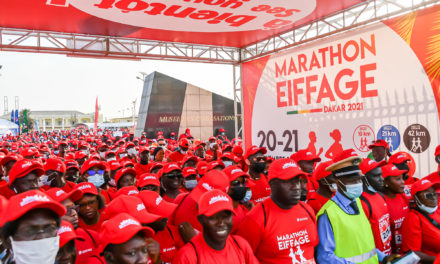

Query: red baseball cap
[
  {"left": 74, "top": 182, "right": 99, "bottom": 196},
  {"left": 162, "top": 163, "right": 181, "bottom": 174},
  {"left": 9, "top": 159, "right": 44, "bottom": 186},
  {"left": 104, "top": 195, "right": 161, "bottom": 224},
  {"left": 0, "top": 190, "right": 66, "bottom": 225},
  {"left": 121, "top": 160, "right": 135, "bottom": 168},
  {"left": 74, "top": 151, "right": 88, "bottom": 160},
  {"left": 359, "top": 158, "right": 387, "bottom": 175},
  {"left": 244, "top": 146, "right": 267, "bottom": 160},
  {"left": 381, "top": 164, "right": 407, "bottom": 179},
  {"left": 388, "top": 152, "right": 411, "bottom": 164},
  {"left": 115, "top": 186, "right": 140, "bottom": 197},
  {"left": 232, "top": 145, "right": 243, "bottom": 157},
  {"left": 115, "top": 167, "right": 137, "bottom": 186},
  {"left": 58, "top": 221, "right": 84, "bottom": 248},
  {"left": 189, "top": 170, "right": 230, "bottom": 202},
  {"left": 221, "top": 152, "right": 236, "bottom": 161},
  {"left": 435, "top": 145, "right": 440, "bottom": 157},
  {"left": 80, "top": 159, "right": 106, "bottom": 175},
  {"left": 196, "top": 161, "right": 208, "bottom": 176},
  {"left": 0, "top": 153, "right": 22, "bottom": 166},
  {"left": 137, "top": 190, "right": 177, "bottom": 218},
  {"left": 20, "top": 148, "right": 38, "bottom": 158},
  {"left": 182, "top": 167, "right": 197, "bottom": 178},
  {"left": 64, "top": 160, "right": 79, "bottom": 171},
  {"left": 219, "top": 128, "right": 226, "bottom": 133},
  {"left": 149, "top": 162, "right": 163, "bottom": 173},
  {"left": 45, "top": 188, "right": 82, "bottom": 203},
  {"left": 207, "top": 160, "right": 225, "bottom": 171},
  {"left": 290, "top": 149, "right": 321, "bottom": 163},
  {"left": 179, "top": 138, "right": 189, "bottom": 148},
  {"left": 137, "top": 174, "right": 160, "bottom": 188},
  {"left": 268, "top": 158, "right": 305, "bottom": 181},
  {"left": 44, "top": 158, "right": 66, "bottom": 173},
  {"left": 411, "top": 179, "right": 440, "bottom": 197},
  {"left": 98, "top": 213, "right": 154, "bottom": 251},
  {"left": 368, "top": 139, "right": 389, "bottom": 149},
  {"left": 313, "top": 160, "right": 334, "bottom": 181},
  {"left": 181, "top": 155, "right": 198, "bottom": 166},
  {"left": 223, "top": 165, "right": 250, "bottom": 182},
  {"left": 198, "top": 189, "right": 233, "bottom": 217}
]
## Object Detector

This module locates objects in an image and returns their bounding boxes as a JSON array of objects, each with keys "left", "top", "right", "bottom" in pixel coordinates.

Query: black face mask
[
  {"left": 229, "top": 186, "right": 247, "bottom": 201},
  {"left": 250, "top": 162, "right": 266, "bottom": 174}
]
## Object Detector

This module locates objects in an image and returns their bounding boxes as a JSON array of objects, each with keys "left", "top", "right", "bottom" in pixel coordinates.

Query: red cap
[
  {"left": 179, "top": 138, "right": 189, "bottom": 148},
  {"left": 189, "top": 170, "right": 229, "bottom": 202},
  {"left": 221, "top": 152, "right": 235, "bottom": 161},
  {"left": 20, "top": 148, "right": 38, "bottom": 158},
  {"left": 137, "top": 174, "right": 160, "bottom": 188},
  {"left": 313, "top": 160, "right": 334, "bottom": 181},
  {"left": 115, "top": 167, "right": 137, "bottom": 186},
  {"left": 381, "top": 164, "right": 407, "bottom": 179},
  {"left": 182, "top": 167, "right": 197, "bottom": 178},
  {"left": 121, "top": 160, "right": 135, "bottom": 168},
  {"left": 388, "top": 152, "right": 411, "bottom": 164},
  {"left": 58, "top": 221, "right": 84, "bottom": 248},
  {"left": 198, "top": 189, "right": 233, "bottom": 217},
  {"left": 207, "top": 160, "right": 225, "bottom": 171},
  {"left": 137, "top": 190, "right": 177, "bottom": 218},
  {"left": 99, "top": 213, "right": 154, "bottom": 251},
  {"left": 332, "top": 149, "right": 359, "bottom": 163},
  {"left": 0, "top": 190, "right": 66, "bottom": 225},
  {"left": 162, "top": 163, "right": 181, "bottom": 174},
  {"left": 181, "top": 155, "right": 198, "bottom": 166},
  {"left": 368, "top": 139, "right": 389, "bottom": 149},
  {"left": 170, "top": 132, "right": 176, "bottom": 136},
  {"left": 64, "top": 160, "right": 79, "bottom": 171},
  {"left": 244, "top": 146, "right": 267, "bottom": 160},
  {"left": 0, "top": 153, "right": 22, "bottom": 166},
  {"left": 219, "top": 128, "right": 226, "bottom": 133},
  {"left": 223, "top": 165, "right": 250, "bottom": 182},
  {"left": 268, "top": 158, "right": 305, "bottom": 181},
  {"left": 74, "top": 151, "right": 88, "bottom": 160},
  {"left": 435, "top": 145, "right": 440, "bottom": 157},
  {"left": 109, "top": 160, "right": 123, "bottom": 171},
  {"left": 290, "top": 149, "right": 321, "bottom": 163},
  {"left": 359, "top": 158, "right": 387, "bottom": 175},
  {"left": 232, "top": 146, "right": 243, "bottom": 157},
  {"left": 411, "top": 179, "right": 440, "bottom": 197},
  {"left": 196, "top": 161, "right": 208, "bottom": 176},
  {"left": 80, "top": 159, "right": 106, "bottom": 175},
  {"left": 45, "top": 188, "right": 82, "bottom": 203},
  {"left": 75, "top": 182, "right": 98, "bottom": 196},
  {"left": 104, "top": 195, "right": 161, "bottom": 224},
  {"left": 115, "top": 186, "right": 140, "bottom": 197},
  {"left": 149, "top": 162, "right": 163, "bottom": 173},
  {"left": 44, "top": 158, "right": 66, "bottom": 173},
  {"left": 9, "top": 159, "right": 44, "bottom": 186}
]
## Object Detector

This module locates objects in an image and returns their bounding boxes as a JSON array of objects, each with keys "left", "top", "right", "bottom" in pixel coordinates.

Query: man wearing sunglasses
[
  {"left": 402, "top": 179, "right": 440, "bottom": 263},
  {"left": 161, "top": 163, "right": 184, "bottom": 203},
  {"left": 244, "top": 146, "right": 271, "bottom": 203}
]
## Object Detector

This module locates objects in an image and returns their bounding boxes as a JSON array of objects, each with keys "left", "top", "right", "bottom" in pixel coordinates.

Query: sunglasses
[
  {"left": 423, "top": 192, "right": 438, "bottom": 200},
  {"left": 87, "top": 170, "right": 105, "bottom": 176},
  {"left": 164, "top": 172, "right": 183, "bottom": 179},
  {"left": 253, "top": 156, "right": 267, "bottom": 162}
]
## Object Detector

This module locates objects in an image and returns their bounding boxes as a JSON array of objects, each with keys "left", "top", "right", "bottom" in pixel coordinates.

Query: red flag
[{"left": 94, "top": 97, "right": 98, "bottom": 131}]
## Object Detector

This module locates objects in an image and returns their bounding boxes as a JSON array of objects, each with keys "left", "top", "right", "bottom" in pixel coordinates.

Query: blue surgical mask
[
  {"left": 241, "top": 190, "right": 252, "bottom": 203},
  {"left": 3, "top": 176, "right": 9, "bottom": 184},
  {"left": 184, "top": 179, "right": 198, "bottom": 190},
  {"left": 223, "top": 161, "right": 233, "bottom": 168},
  {"left": 341, "top": 182, "right": 363, "bottom": 199},
  {"left": 88, "top": 174, "right": 105, "bottom": 188}
]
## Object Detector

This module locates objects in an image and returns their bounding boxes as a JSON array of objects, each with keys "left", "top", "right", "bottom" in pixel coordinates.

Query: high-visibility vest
[{"left": 317, "top": 198, "right": 379, "bottom": 264}]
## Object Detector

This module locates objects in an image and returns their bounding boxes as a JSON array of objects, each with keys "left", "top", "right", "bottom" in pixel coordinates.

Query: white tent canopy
[{"left": 0, "top": 119, "right": 19, "bottom": 137}]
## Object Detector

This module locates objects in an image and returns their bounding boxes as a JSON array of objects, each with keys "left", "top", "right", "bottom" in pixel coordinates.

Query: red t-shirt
[
  {"left": 236, "top": 199, "right": 318, "bottom": 264},
  {"left": 401, "top": 209, "right": 440, "bottom": 256},
  {"left": 171, "top": 194, "right": 202, "bottom": 232},
  {"left": 135, "top": 163, "right": 151, "bottom": 178},
  {"left": 163, "top": 193, "right": 181, "bottom": 204},
  {"left": 231, "top": 204, "right": 249, "bottom": 234},
  {"left": 361, "top": 192, "right": 392, "bottom": 255},
  {"left": 385, "top": 193, "right": 409, "bottom": 254},
  {"left": 249, "top": 175, "right": 271, "bottom": 203},
  {"left": 168, "top": 151, "right": 186, "bottom": 163},
  {"left": 78, "top": 213, "right": 105, "bottom": 233},
  {"left": 173, "top": 233, "right": 258, "bottom": 264},
  {"left": 0, "top": 183, "right": 15, "bottom": 199},
  {"left": 306, "top": 174, "right": 319, "bottom": 199},
  {"left": 75, "top": 227, "right": 99, "bottom": 264},
  {"left": 307, "top": 192, "right": 330, "bottom": 214},
  {"left": 154, "top": 225, "right": 185, "bottom": 263}
]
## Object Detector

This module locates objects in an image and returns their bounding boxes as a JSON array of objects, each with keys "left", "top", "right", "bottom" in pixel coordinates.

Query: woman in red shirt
[
  {"left": 381, "top": 164, "right": 409, "bottom": 254},
  {"left": 74, "top": 182, "right": 106, "bottom": 232},
  {"left": 402, "top": 179, "right": 440, "bottom": 263}
]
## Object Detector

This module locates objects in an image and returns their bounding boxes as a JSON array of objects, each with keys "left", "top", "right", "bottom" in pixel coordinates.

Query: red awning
[{"left": 0, "top": 0, "right": 366, "bottom": 48}]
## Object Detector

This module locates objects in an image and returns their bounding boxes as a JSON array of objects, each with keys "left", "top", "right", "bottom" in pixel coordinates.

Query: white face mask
[
  {"left": 223, "top": 161, "right": 233, "bottom": 168},
  {"left": 39, "top": 175, "right": 52, "bottom": 187},
  {"left": 107, "top": 157, "right": 116, "bottom": 162},
  {"left": 181, "top": 150, "right": 188, "bottom": 155},
  {"left": 184, "top": 179, "right": 198, "bottom": 190},
  {"left": 4, "top": 176, "right": 9, "bottom": 184},
  {"left": 119, "top": 153, "right": 128, "bottom": 158},
  {"left": 241, "top": 190, "right": 252, "bottom": 203},
  {"left": 128, "top": 148, "right": 137, "bottom": 155},
  {"left": 11, "top": 236, "right": 59, "bottom": 264},
  {"left": 415, "top": 196, "right": 438, "bottom": 214},
  {"left": 99, "top": 152, "right": 106, "bottom": 158}
]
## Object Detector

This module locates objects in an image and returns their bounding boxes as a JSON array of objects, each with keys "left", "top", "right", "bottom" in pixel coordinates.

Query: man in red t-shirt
[
  {"left": 173, "top": 189, "right": 258, "bottom": 264},
  {"left": 236, "top": 159, "right": 319, "bottom": 264},
  {"left": 168, "top": 139, "right": 190, "bottom": 163},
  {"left": 244, "top": 146, "right": 271, "bottom": 203},
  {"left": 134, "top": 147, "right": 151, "bottom": 177},
  {"left": 290, "top": 149, "right": 321, "bottom": 200},
  {"left": 1, "top": 159, "right": 44, "bottom": 198},
  {"left": 359, "top": 158, "right": 392, "bottom": 255},
  {"left": 307, "top": 160, "right": 335, "bottom": 214}
]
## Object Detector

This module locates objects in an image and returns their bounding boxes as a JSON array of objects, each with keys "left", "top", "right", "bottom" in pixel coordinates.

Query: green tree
[{"left": 19, "top": 109, "right": 34, "bottom": 132}]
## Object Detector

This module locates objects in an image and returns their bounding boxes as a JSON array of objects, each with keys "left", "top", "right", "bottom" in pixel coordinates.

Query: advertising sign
[{"left": 242, "top": 6, "right": 440, "bottom": 177}]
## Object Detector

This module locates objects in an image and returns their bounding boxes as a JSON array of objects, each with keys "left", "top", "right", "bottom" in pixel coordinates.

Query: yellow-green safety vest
[{"left": 317, "top": 198, "right": 379, "bottom": 264}]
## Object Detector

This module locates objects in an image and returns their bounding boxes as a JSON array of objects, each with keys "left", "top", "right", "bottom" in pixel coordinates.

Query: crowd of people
[{"left": 0, "top": 127, "right": 438, "bottom": 264}]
